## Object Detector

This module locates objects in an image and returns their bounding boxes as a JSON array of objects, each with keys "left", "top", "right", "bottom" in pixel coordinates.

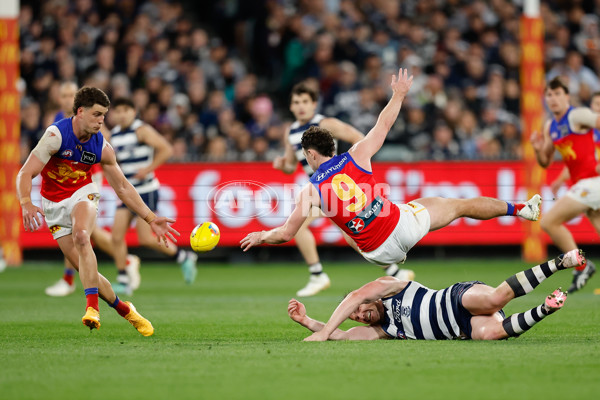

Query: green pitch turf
[{"left": 1, "top": 258, "right": 599, "bottom": 400}]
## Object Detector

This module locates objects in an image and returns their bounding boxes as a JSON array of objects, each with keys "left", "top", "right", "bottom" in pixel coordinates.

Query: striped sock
[
  {"left": 63, "top": 268, "right": 75, "bottom": 286},
  {"left": 385, "top": 264, "right": 400, "bottom": 276},
  {"left": 109, "top": 295, "right": 131, "bottom": 317},
  {"left": 505, "top": 256, "right": 567, "bottom": 298},
  {"left": 308, "top": 262, "right": 323, "bottom": 275},
  {"left": 505, "top": 202, "right": 525, "bottom": 216},
  {"left": 502, "top": 304, "right": 550, "bottom": 337},
  {"left": 84, "top": 287, "right": 99, "bottom": 311}
]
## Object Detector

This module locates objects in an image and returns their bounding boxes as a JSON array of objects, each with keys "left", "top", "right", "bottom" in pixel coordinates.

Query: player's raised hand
[
  {"left": 288, "top": 298, "right": 307, "bottom": 323},
  {"left": 240, "top": 231, "right": 263, "bottom": 251},
  {"left": 21, "top": 202, "right": 45, "bottom": 232},
  {"left": 530, "top": 130, "right": 545, "bottom": 151},
  {"left": 150, "top": 217, "right": 180, "bottom": 247},
  {"left": 390, "top": 68, "right": 413, "bottom": 98},
  {"left": 272, "top": 156, "right": 286, "bottom": 171}
]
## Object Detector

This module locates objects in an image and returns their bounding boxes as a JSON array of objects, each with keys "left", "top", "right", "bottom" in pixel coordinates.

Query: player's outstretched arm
[
  {"left": 320, "top": 118, "right": 364, "bottom": 145},
  {"left": 550, "top": 166, "right": 570, "bottom": 197},
  {"left": 273, "top": 126, "right": 298, "bottom": 174},
  {"left": 288, "top": 299, "right": 385, "bottom": 341},
  {"left": 569, "top": 107, "right": 600, "bottom": 131},
  {"left": 16, "top": 128, "right": 61, "bottom": 231},
  {"left": 133, "top": 124, "right": 174, "bottom": 180},
  {"left": 530, "top": 120, "right": 555, "bottom": 167},
  {"left": 304, "top": 277, "right": 403, "bottom": 341},
  {"left": 101, "top": 143, "right": 180, "bottom": 246},
  {"left": 240, "top": 183, "right": 319, "bottom": 251},
  {"left": 349, "top": 68, "right": 412, "bottom": 169},
  {"left": 17, "top": 154, "right": 47, "bottom": 232}
]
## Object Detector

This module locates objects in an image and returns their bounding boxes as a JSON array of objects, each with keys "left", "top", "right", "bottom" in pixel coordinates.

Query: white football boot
[
  {"left": 45, "top": 279, "right": 76, "bottom": 297},
  {"left": 126, "top": 255, "right": 142, "bottom": 290},
  {"left": 296, "top": 273, "right": 331, "bottom": 297}
]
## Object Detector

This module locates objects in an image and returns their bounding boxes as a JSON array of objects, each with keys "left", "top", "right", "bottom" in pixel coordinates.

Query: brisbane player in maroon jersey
[
  {"left": 17, "top": 87, "right": 178, "bottom": 335},
  {"left": 241, "top": 69, "right": 541, "bottom": 271},
  {"left": 531, "top": 77, "right": 600, "bottom": 292}
]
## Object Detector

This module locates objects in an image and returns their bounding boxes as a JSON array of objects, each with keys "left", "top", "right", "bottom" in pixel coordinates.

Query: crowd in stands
[{"left": 19, "top": 0, "right": 600, "bottom": 163}]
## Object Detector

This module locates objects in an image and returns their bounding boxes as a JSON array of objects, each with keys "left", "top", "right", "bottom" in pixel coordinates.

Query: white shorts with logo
[
  {"left": 565, "top": 176, "right": 600, "bottom": 210},
  {"left": 360, "top": 201, "right": 431, "bottom": 266},
  {"left": 42, "top": 183, "right": 100, "bottom": 240}
]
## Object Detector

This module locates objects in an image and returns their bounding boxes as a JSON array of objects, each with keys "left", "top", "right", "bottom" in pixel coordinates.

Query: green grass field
[{"left": 1, "top": 258, "right": 599, "bottom": 400}]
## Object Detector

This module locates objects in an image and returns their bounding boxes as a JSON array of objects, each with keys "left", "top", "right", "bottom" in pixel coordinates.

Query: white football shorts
[
  {"left": 360, "top": 201, "right": 431, "bottom": 265},
  {"left": 565, "top": 176, "right": 600, "bottom": 210},
  {"left": 42, "top": 183, "right": 100, "bottom": 239}
]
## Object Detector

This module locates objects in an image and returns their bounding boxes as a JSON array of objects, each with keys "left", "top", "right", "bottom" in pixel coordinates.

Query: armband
[{"left": 144, "top": 211, "right": 157, "bottom": 224}]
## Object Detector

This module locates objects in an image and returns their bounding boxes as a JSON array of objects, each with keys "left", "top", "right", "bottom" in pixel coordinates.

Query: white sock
[
  {"left": 385, "top": 263, "right": 399, "bottom": 276},
  {"left": 308, "top": 262, "right": 323, "bottom": 275}
]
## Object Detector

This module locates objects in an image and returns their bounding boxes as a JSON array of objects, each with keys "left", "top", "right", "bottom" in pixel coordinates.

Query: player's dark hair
[
  {"left": 591, "top": 91, "right": 600, "bottom": 101},
  {"left": 545, "top": 77, "right": 569, "bottom": 94},
  {"left": 112, "top": 97, "right": 135, "bottom": 109},
  {"left": 301, "top": 126, "right": 335, "bottom": 157},
  {"left": 291, "top": 82, "right": 319, "bottom": 103},
  {"left": 73, "top": 87, "right": 110, "bottom": 114}
]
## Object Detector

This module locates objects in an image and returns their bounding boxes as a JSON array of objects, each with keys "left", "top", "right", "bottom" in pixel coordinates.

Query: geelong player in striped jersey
[
  {"left": 242, "top": 68, "right": 541, "bottom": 270},
  {"left": 288, "top": 249, "right": 584, "bottom": 341},
  {"left": 106, "top": 98, "right": 198, "bottom": 294},
  {"left": 273, "top": 82, "right": 411, "bottom": 297}
]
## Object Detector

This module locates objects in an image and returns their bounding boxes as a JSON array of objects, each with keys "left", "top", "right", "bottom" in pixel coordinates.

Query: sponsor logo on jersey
[
  {"left": 314, "top": 155, "right": 348, "bottom": 182},
  {"left": 348, "top": 218, "right": 365, "bottom": 232},
  {"left": 80, "top": 151, "right": 97, "bottom": 164},
  {"left": 345, "top": 196, "right": 384, "bottom": 234},
  {"left": 49, "top": 225, "right": 61, "bottom": 234},
  {"left": 401, "top": 305, "right": 411, "bottom": 317},
  {"left": 61, "top": 149, "right": 73, "bottom": 158},
  {"left": 46, "top": 162, "right": 88, "bottom": 184}
]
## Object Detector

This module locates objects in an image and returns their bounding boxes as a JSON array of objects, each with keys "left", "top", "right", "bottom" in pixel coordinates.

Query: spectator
[{"left": 19, "top": 0, "right": 600, "bottom": 162}]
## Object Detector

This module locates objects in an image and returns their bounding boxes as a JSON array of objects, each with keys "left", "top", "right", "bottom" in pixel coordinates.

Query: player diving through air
[
  {"left": 289, "top": 250, "right": 584, "bottom": 341},
  {"left": 17, "top": 87, "right": 179, "bottom": 335},
  {"left": 274, "top": 81, "right": 410, "bottom": 297},
  {"left": 241, "top": 68, "right": 542, "bottom": 268}
]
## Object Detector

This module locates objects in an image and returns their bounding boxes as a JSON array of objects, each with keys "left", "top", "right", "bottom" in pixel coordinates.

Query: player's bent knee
[
  {"left": 486, "top": 293, "right": 506, "bottom": 312},
  {"left": 472, "top": 324, "right": 505, "bottom": 340},
  {"left": 73, "top": 229, "right": 91, "bottom": 247}
]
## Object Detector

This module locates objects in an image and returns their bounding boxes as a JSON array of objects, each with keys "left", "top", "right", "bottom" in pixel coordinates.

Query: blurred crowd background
[{"left": 19, "top": 0, "right": 600, "bottom": 163}]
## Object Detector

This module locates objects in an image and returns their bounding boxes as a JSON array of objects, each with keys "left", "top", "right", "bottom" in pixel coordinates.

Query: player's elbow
[
  {"left": 280, "top": 230, "right": 294, "bottom": 242},
  {"left": 163, "top": 144, "right": 174, "bottom": 159}
]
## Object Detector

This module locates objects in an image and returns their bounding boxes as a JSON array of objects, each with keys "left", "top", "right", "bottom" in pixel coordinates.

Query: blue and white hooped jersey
[
  {"left": 288, "top": 114, "right": 337, "bottom": 176},
  {"left": 381, "top": 281, "right": 464, "bottom": 340},
  {"left": 111, "top": 119, "right": 159, "bottom": 194}
]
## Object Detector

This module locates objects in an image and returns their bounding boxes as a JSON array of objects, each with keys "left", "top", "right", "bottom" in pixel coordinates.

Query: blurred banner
[
  {"left": 520, "top": 1, "right": 546, "bottom": 261},
  {"left": 20, "top": 161, "right": 595, "bottom": 249},
  {"left": 0, "top": 1, "right": 22, "bottom": 265}
]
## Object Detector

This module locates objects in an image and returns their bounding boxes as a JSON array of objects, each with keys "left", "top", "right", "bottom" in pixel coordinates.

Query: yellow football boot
[
  {"left": 82, "top": 307, "right": 101, "bottom": 331},
  {"left": 124, "top": 302, "right": 154, "bottom": 336}
]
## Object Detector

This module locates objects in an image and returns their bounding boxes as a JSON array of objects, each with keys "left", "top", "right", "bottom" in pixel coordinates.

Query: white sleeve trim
[
  {"left": 568, "top": 108, "right": 598, "bottom": 133},
  {"left": 31, "top": 126, "right": 62, "bottom": 164}
]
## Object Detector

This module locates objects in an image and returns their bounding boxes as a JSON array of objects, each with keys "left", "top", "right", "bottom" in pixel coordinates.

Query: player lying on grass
[{"left": 288, "top": 249, "right": 584, "bottom": 341}]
